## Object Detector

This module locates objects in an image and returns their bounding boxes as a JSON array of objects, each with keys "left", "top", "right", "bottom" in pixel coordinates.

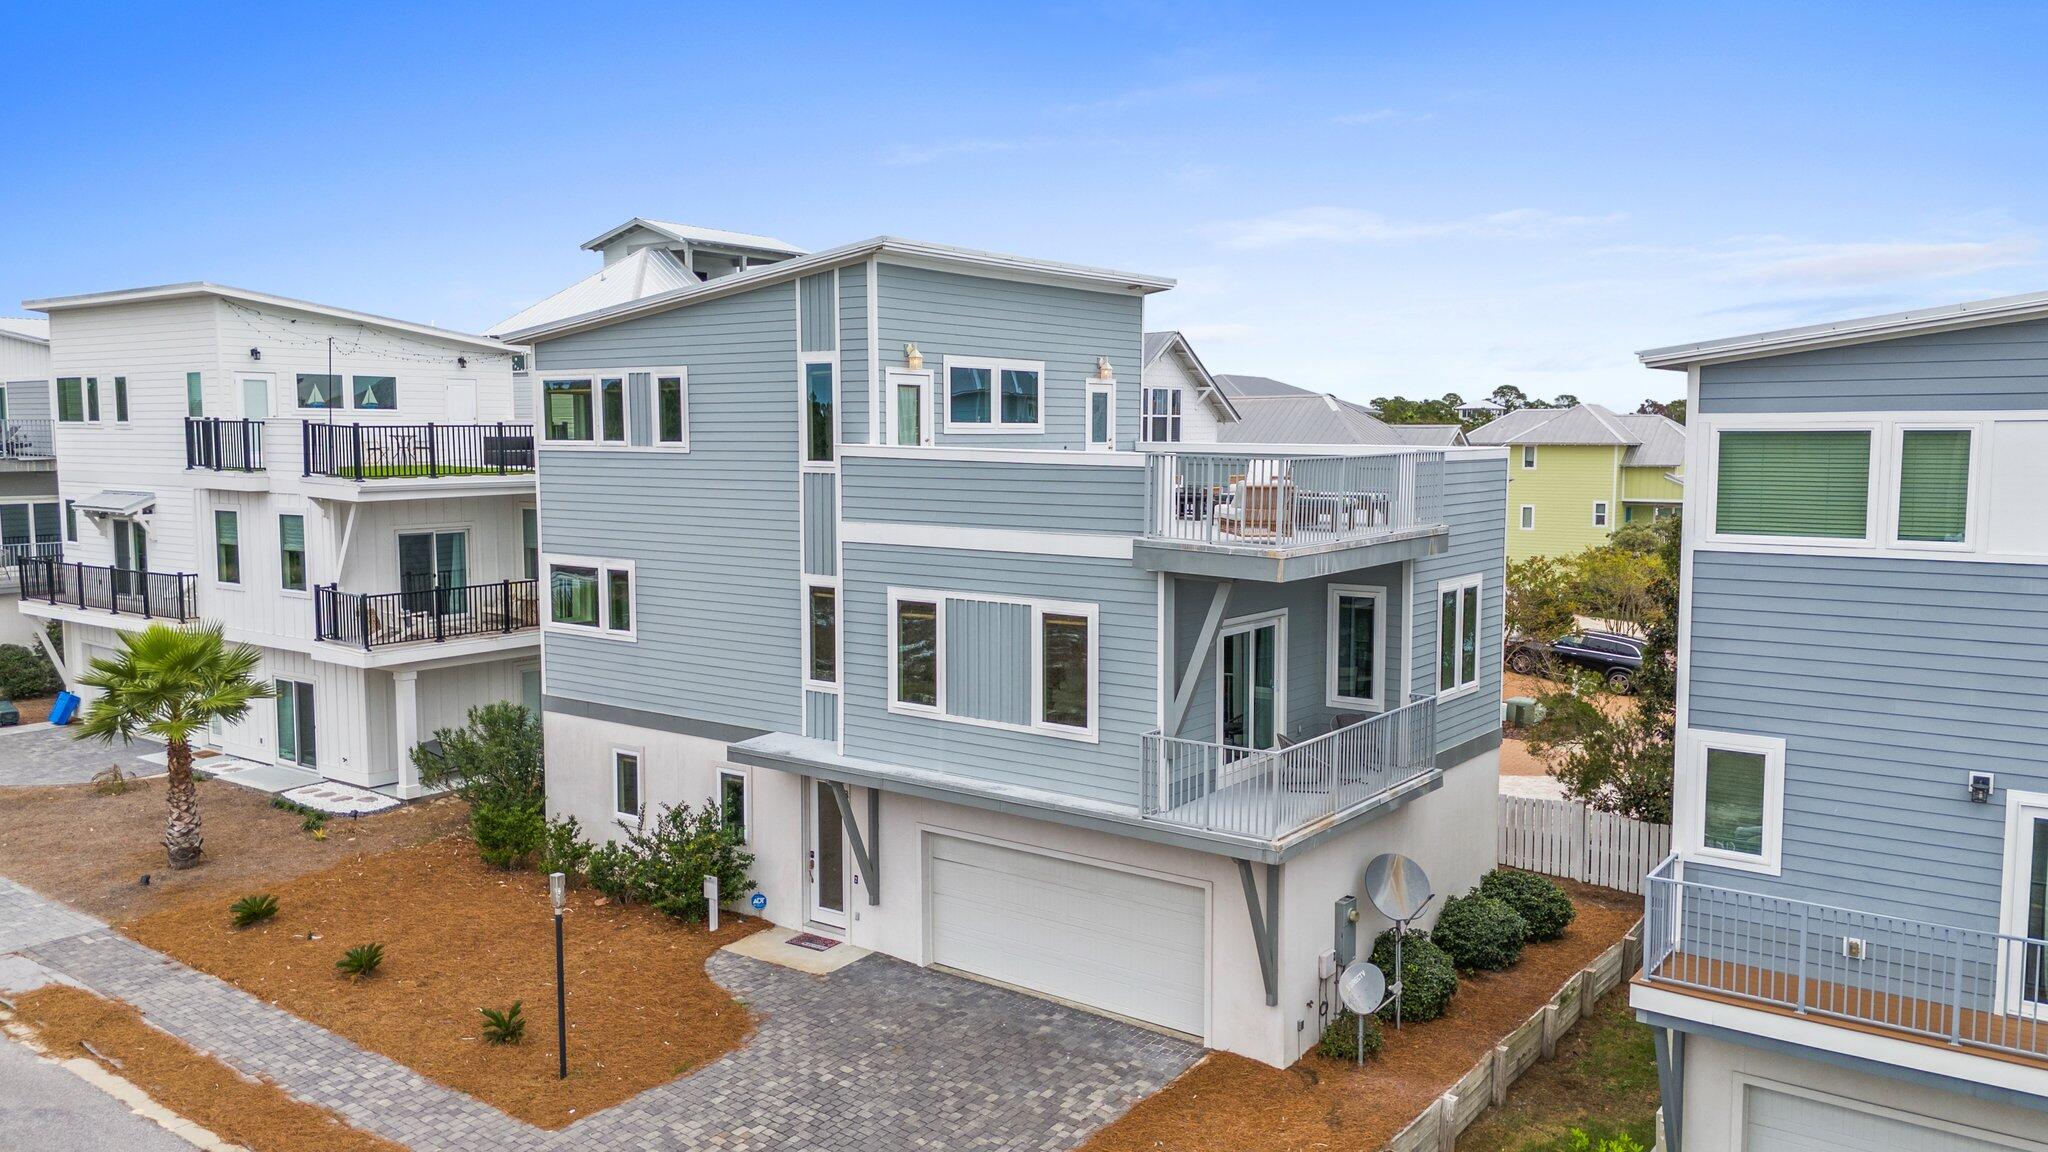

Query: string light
[{"left": 223, "top": 301, "right": 514, "bottom": 369}]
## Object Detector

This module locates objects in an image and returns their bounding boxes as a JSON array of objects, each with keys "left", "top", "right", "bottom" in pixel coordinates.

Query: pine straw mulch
[
  {"left": 1081, "top": 881, "right": 1642, "bottom": 1152},
  {"left": 6, "top": 983, "right": 406, "bottom": 1152},
  {"left": 0, "top": 777, "right": 470, "bottom": 922},
  {"left": 124, "top": 834, "right": 758, "bottom": 1129}
]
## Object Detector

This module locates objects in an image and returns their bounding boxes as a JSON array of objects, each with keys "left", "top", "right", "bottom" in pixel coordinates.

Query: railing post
[
  {"left": 496, "top": 422, "right": 507, "bottom": 475},
  {"left": 350, "top": 423, "right": 364, "bottom": 481},
  {"left": 301, "top": 421, "right": 312, "bottom": 477},
  {"left": 357, "top": 588, "right": 371, "bottom": 652},
  {"left": 434, "top": 581, "right": 446, "bottom": 642},
  {"left": 141, "top": 568, "right": 152, "bottom": 618},
  {"left": 1794, "top": 904, "right": 1809, "bottom": 1013},
  {"left": 427, "top": 422, "right": 438, "bottom": 478},
  {"left": 1949, "top": 932, "right": 1965, "bottom": 1045},
  {"left": 75, "top": 561, "right": 86, "bottom": 611},
  {"left": 500, "top": 579, "right": 511, "bottom": 632}
]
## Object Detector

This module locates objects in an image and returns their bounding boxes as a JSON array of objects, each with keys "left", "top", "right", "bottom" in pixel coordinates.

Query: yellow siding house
[{"left": 1466, "top": 404, "right": 1684, "bottom": 559}]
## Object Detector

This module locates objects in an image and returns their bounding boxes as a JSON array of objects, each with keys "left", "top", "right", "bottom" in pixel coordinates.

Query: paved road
[{"left": 0, "top": 1028, "right": 192, "bottom": 1152}]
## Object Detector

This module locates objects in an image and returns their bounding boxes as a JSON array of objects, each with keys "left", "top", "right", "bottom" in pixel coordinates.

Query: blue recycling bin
[{"left": 49, "top": 690, "right": 80, "bottom": 726}]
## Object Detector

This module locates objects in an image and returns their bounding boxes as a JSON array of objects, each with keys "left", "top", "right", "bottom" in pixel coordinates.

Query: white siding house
[{"left": 0, "top": 320, "right": 62, "bottom": 646}]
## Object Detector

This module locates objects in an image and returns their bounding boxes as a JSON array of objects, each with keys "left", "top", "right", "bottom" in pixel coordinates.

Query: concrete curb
[{"left": 0, "top": 1010, "right": 246, "bottom": 1152}]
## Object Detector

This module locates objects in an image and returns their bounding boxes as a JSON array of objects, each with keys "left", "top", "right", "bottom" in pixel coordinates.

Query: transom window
[
  {"left": 1326, "top": 585, "right": 1386, "bottom": 710},
  {"left": 1142, "top": 386, "right": 1183, "bottom": 443},
  {"left": 544, "top": 554, "right": 635, "bottom": 640},
  {"left": 1686, "top": 729, "right": 1784, "bottom": 875},
  {"left": 944, "top": 357, "right": 1044, "bottom": 432},
  {"left": 1437, "top": 574, "right": 1482, "bottom": 696}
]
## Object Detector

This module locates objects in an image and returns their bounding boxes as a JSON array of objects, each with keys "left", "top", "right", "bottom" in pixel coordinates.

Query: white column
[{"left": 394, "top": 669, "right": 421, "bottom": 799}]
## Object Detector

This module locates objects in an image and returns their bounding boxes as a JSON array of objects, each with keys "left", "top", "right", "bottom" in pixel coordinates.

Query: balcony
[
  {"left": 17, "top": 558, "right": 199, "bottom": 621},
  {"left": 301, "top": 421, "right": 535, "bottom": 482},
  {"left": 1135, "top": 450, "right": 1446, "bottom": 581},
  {"left": 185, "top": 417, "right": 265, "bottom": 472},
  {"left": 314, "top": 578, "right": 539, "bottom": 650},
  {"left": 1140, "top": 696, "right": 1437, "bottom": 846},
  {"left": 0, "top": 419, "right": 55, "bottom": 468},
  {"left": 1641, "top": 856, "right": 2048, "bottom": 1066}
]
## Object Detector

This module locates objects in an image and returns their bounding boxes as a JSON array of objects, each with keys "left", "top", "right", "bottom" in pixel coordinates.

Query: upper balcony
[
  {"left": 0, "top": 419, "right": 56, "bottom": 471},
  {"left": 1639, "top": 856, "right": 2048, "bottom": 1070},
  {"left": 1135, "top": 449, "right": 1448, "bottom": 581},
  {"left": 314, "top": 578, "right": 539, "bottom": 654},
  {"left": 299, "top": 421, "right": 536, "bottom": 499},
  {"left": 17, "top": 558, "right": 199, "bottom": 623},
  {"left": 186, "top": 416, "right": 265, "bottom": 473}
]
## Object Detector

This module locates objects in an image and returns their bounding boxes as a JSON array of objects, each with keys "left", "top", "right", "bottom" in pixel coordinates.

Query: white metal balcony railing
[
  {"left": 0, "top": 419, "right": 55, "bottom": 461},
  {"left": 1140, "top": 696, "right": 1437, "bottom": 843},
  {"left": 1143, "top": 450, "right": 1443, "bottom": 549},
  {"left": 1643, "top": 854, "right": 2048, "bottom": 1063}
]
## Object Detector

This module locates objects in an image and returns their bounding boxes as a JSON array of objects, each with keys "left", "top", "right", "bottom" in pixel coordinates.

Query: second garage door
[
  {"left": 1744, "top": 1086, "right": 2029, "bottom": 1152},
  {"left": 926, "top": 835, "right": 1206, "bottom": 1036}
]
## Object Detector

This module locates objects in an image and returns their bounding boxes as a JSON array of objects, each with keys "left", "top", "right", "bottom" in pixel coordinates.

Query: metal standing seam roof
[
  {"left": 1613, "top": 413, "right": 1686, "bottom": 469},
  {"left": 1215, "top": 373, "right": 1315, "bottom": 399},
  {"left": 1465, "top": 403, "right": 1636, "bottom": 447},
  {"left": 580, "top": 218, "right": 807, "bottom": 256},
  {"left": 1220, "top": 392, "right": 1414, "bottom": 446},
  {"left": 1637, "top": 288, "right": 2048, "bottom": 369},
  {"left": 74, "top": 490, "right": 156, "bottom": 516},
  {"left": 486, "top": 247, "right": 698, "bottom": 338}
]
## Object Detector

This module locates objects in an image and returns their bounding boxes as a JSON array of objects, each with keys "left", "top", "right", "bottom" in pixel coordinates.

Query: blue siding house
[
  {"left": 505, "top": 225, "right": 1508, "bottom": 1068},
  {"left": 1633, "top": 293, "right": 2048, "bottom": 1152}
]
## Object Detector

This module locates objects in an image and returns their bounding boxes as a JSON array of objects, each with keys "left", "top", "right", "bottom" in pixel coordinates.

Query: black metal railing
[
  {"left": 18, "top": 558, "right": 198, "bottom": 621},
  {"left": 314, "top": 577, "right": 539, "bottom": 649},
  {"left": 301, "top": 421, "right": 535, "bottom": 481},
  {"left": 185, "top": 417, "right": 265, "bottom": 471}
]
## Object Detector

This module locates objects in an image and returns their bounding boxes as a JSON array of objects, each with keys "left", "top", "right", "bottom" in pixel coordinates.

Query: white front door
[
  {"left": 2000, "top": 794, "right": 2048, "bottom": 1017},
  {"left": 808, "top": 779, "right": 848, "bottom": 929},
  {"left": 446, "top": 380, "right": 477, "bottom": 423},
  {"left": 1086, "top": 381, "right": 1115, "bottom": 451},
  {"left": 886, "top": 368, "right": 929, "bottom": 446}
]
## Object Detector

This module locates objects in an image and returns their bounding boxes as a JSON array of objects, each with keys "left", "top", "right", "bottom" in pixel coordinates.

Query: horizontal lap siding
[
  {"left": 1687, "top": 550, "right": 2048, "bottom": 929},
  {"left": 842, "top": 545, "right": 1156, "bottom": 807},
  {"left": 1411, "top": 454, "right": 1509, "bottom": 754},
  {"left": 1699, "top": 318, "right": 2048, "bottom": 413},
  {"left": 875, "top": 262, "right": 1144, "bottom": 452},
  {"left": 841, "top": 455, "right": 1145, "bottom": 534},
  {"left": 535, "top": 285, "right": 801, "bottom": 733}
]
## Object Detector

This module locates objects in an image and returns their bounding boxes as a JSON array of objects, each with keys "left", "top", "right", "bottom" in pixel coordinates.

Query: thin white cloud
[
  {"left": 1061, "top": 76, "right": 1248, "bottom": 113},
  {"left": 1331, "top": 109, "right": 1432, "bottom": 126},
  {"left": 1205, "top": 206, "right": 1625, "bottom": 251},
  {"left": 879, "top": 139, "right": 1033, "bottom": 167},
  {"left": 1738, "top": 237, "right": 2038, "bottom": 285}
]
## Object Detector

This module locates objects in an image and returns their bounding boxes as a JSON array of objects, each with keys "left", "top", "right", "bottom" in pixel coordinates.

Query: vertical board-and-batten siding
[
  {"left": 805, "top": 689, "right": 840, "bottom": 742},
  {"left": 802, "top": 472, "right": 838, "bottom": 576},
  {"left": 873, "top": 262, "right": 1144, "bottom": 452},
  {"left": 944, "top": 597, "right": 1031, "bottom": 726},
  {"left": 533, "top": 282, "right": 802, "bottom": 733},
  {"left": 837, "top": 263, "right": 869, "bottom": 446}
]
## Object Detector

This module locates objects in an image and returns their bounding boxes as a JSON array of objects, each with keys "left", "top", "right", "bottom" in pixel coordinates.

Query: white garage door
[
  {"left": 926, "top": 835, "right": 1206, "bottom": 1036},
  {"left": 1744, "top": 1086, "right": 2026, "bottom": 1152}
]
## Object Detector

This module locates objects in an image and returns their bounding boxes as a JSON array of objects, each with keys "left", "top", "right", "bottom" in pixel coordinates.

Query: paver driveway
[
  {"left": 0, "top": 725, "right": 163, "bottom": 787},
  {"left": 0, "top": 877, "right": 1199, "bottom": 1151}
]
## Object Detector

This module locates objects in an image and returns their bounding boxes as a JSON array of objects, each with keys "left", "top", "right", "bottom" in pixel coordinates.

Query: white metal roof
[
  {"left": 1466, "top": 404, "right": 1636, "bottom": 447},
  {"left": 74, "top": 490, "right": 156, "bottom": 516},
  {"left": 1613, "top": 413, "right": 1686, "bottom": 468},
  {"left": 26, "top": 283, "right": 509, "bottom": 353},
  {"left": 1215, "top": 373, "right": 1315, "bottom": 399},
  {"left": 579, "top": 218, "right": 807, "bottom": 256},
  {"left": 1638, "top": 288, "right": 2048, "bottom": 369},
  {"left": 0, "top": 318, "right": 48, "bottom": 344},
  {"left": 1221, "top": 392, "right": 1413, "bottom": 446},
  {"left": 487, "top": 248, "right": 697, "bottom": 338}
]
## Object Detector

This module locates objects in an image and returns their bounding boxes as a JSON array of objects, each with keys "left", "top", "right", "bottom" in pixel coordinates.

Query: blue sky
[{"left": 5, "top": 1, "right": 2046, "bottom": 409}]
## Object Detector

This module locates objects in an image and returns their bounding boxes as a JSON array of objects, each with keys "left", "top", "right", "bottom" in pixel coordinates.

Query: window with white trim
[
  {"left": 613, "top": 748, "right": 642, "bottom": 820},
  {"left": 1036, "top": 610, "right": 1091, "bottom": 731},
  {"left": 719, "top": 768, "right": 749, "bottom": 842},
  {"left": 541, "top": 367, "right": 689, "bottom": 448},
  {"left": 944, "top": 357, "right": 1044, "bottom": 432},
  {"left": 891, "top": 595, "right": 940, "bottom": 711},
  {"left": 804, "top": 360, "right": 835, "bottom": 463},
  {"left": 544, "top": 554, "right": 635, "bottom": 640},
  {"left": 1713, "top": 427, "right": 1872, "bottom": 541},
  {"left": 1326, "top": 584, "right": 1386, "bottom": 710},
  {"left": 1686, "top": 729, "right": 1784, "bottom": 874},
  {"left": 1437, "top": 574, "right": 1482, "bottom": 696},
  {"left": 1142, "top": 386, "right": 1183, "bottom": 443},
  {"left": 1592, "top": 500, "right": 1609, "bottom": 527},
  {"left": 889, "top": 590, "right": 1099, "bottom": 741},
  {"left": 543, "top": 376, "right": 594, "bottom": 441},
  {"left": 655, "top": 369, "right": 688, "bottom": 446},
  {"left": 1519, "top": 505, "right": 1534, "bottom": 530},
  {"left": 1894, "top": 426, "right": 1970, "bottom": 545},
  {"left": 296, "top": 373, "right": 342, "bottom": 410},
  {"left": 112, "top": 376, "right": 130, "bottom": 423},
  {"left": 214, "top": 510, "right": 241, "bottom": 585},
  {"left": 1521, "top": 445, "right": 1537, "bottom": 470},
  {"left": 805, "top": 580, "right": 837, "bottom": 687}
]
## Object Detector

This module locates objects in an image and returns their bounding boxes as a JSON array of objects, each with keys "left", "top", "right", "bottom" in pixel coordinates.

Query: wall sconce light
[
  {"left": 1095, "top": 356, "right": 1114, "bottom": 381},
  {"left": 249, "top": 347, "right": 262, "bottom": 361},
  {"left": 457, "top": 356, "right": 468, "bottom": 369},
  {"left": 904, "top": 343, "right": 923, "bottom": 370},
  {"left": 1969, "top": 771, "right": 1995, "bottom": 803}
]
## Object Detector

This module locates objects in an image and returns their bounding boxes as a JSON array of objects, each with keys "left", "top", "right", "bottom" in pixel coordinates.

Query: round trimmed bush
[
  {"left": 1480, "top": 868, "right": 1576, "bottom": 942},
  {"left": 1368, "top": 928, "right": 1458, "bottom": 1023},
  {"left": 1315, "top": 1008, "right": 1384, "bottom": 1061},
  {"left": 1430, "top": 891, "right": 1529, "bottom": 971}
]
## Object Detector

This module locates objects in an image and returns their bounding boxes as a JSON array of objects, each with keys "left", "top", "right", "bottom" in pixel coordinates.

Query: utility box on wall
[{"left": 1334, "top": 895, "right": 1358, "bottom": 968}]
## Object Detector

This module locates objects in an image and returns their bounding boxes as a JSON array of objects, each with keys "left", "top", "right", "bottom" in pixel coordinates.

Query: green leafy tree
[
  {"left": 76, "top": 624, "right": 271, "bottom": 870},
  {"left": 1637, "top": 398, "right": 1686, "bottom": 424},
  {"left": 1505, "top": 556, "right": 1579, "bottom": 640},
  {"left": 1369, "top": 394, "right": 1466, "bottom": 425}
]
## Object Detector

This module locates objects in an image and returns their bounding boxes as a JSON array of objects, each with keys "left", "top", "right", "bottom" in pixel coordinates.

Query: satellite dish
[
  {"left": 1365, "top": 853, "right": 1433, "bottom": 922},
  {"left": 1338, "top": 962, "right": 1387, "bottom": 1015}
]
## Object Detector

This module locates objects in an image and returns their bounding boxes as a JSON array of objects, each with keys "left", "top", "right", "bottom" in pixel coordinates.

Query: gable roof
[
  {"left": 1638, "top": 288, "right": 2048, "bottom": 369},
  {"left": 580, "top": 218, "right": 806, "bottom": 257},
  {"left": 1389, "top": 423, "right": 1468, "bottom": 447},
  {"left": 26, "top": 282, "right": 507, "bottom": 353},
  {"left": 1465, "top": 403, "right": 1636, "bottom": 447},
  {"left": 1613, "top": 412, "right": 1686, "bottom": 468},
  {"left": 1215, "top": 373, "right": 1314, "bottom": 399},
  {"left": 0, "top": 318, "right": 47, "bottom": 345},
  {"left": 1141, "top": 331, "right": 1239, "bottom": 422},
  {"left": 1221, "top": 392, "right": 1413, "bottom": 446},
  {"left": 487, "top": 247, "right": 697, "bottom": 337}
]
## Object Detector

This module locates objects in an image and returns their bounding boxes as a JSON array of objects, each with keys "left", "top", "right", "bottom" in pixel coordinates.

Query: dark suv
[{"left": 1507, "top": 629, "right": 1645, "bottom": 693}]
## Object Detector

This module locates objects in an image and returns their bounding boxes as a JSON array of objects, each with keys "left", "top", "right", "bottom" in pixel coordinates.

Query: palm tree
[{"left": 76, "top": 624, "right": 271, "bottom": 870}]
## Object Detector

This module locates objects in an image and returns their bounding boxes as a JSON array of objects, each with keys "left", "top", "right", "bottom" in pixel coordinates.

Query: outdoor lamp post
[{"left": 550, "top": 871, "right": 567, "bottom": 1080}]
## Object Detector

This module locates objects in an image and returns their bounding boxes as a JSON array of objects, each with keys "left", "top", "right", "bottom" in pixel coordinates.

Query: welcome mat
[{"left": 787, "top": 933, "right": 840, "bottom": 952}]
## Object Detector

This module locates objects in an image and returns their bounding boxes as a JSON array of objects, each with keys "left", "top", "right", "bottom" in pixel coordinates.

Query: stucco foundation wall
[
  {"left": 1679, "top": 1032, "right": 2048, "bottom": 1151},
  {"left": 0, "top": 593, "right": 44, "bottom": 648}
]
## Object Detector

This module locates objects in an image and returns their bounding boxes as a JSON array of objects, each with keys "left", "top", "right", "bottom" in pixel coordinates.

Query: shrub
[
  {"left": 1369, "top": 929, "right": 1458, "bottom": 1023},
  {"left": 479, "top": 1001, "right": 525, "bottom": 1045},
  {"left": 580, "top": 799, "right": 754, "bottom": 923},
  {"left": 1315, "top": 1008, "right": 1384, "bottom": 1061},
  {"left": 539, "top": 815, "right": 592, "bottom": 878},
  {"left": 585, "top": 838, "right": 635, "bottom": 903},
  {"left": 471, "top": 795, "right": 545, "bottom": 869},
  {"left": 1431, "top": 891, "right": 1528, "bottom": 971},
  {"left": 1567, "top": 1130, "right": 1646, "bottom": 1152},
  {"left": 1480, "top": 869, "right": 1576, "bottom": 942},
  {"left": 229, "top": 893, "right": 279, "bottom": 929},
  {"left": 413, "top": 702, "right": 542, "bottom": 811},
  {"left": 337, "top": 942, "right": 384, "bottom": 980},
  {"left": 0, "top": 643, "right": 63, "bottom": 699}
]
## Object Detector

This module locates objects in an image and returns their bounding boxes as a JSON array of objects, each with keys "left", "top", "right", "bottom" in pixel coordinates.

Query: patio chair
[{"left": 1216, "top": 479, "right": 1296, "bottom": 541}]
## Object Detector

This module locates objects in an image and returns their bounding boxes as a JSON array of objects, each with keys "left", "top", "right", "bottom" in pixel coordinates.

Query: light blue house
[
  {"left": 502, "top": 227, "right": 1508, "bottom": 1068},
  {"left": 1634, "top": 293, "right": 2048, "bottom": 1151}
]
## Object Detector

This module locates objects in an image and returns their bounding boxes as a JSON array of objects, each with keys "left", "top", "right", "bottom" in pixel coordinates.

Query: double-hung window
[
  {"left": 1686, "top": 729, "right": 1783, "bottom": 874},
  {"left": 1895, "top": 427, "right": 1971, "bottom": 545},
  {"left": 296, "top": 373, "right": 342, "bottom": 410},
  {"left": 214, "top": 510, "right": 241, "bottom": 585},
  {"left": 1592, "top": 501, "right": 1609, "bottom": 528},
  {"left": 1142, "top": 386, "right": 1182, "bottom": 443},
  {"left": 805, "top": 581, "right": 837, "bottom": 688},
  {"left": 888, "top": 591, "right": 1098, "bottom": 741},
  {"left": 1521, "top": 445, "right": 1537, "bottom": 470},
  {"left": 1714, "top": 428, "right": 1872, "bottom": 541},
  {"left": 944, "top": 357, "right": 1044, "bottom": 432},
  {"left": 544, "top": 554, "right": 635, "bottom": 640},
  {"left": 278, "top": 513, "right": 307, "bottom": 592},
  {"left": 1326, "top": 585, "right": 1386, "bottom": 710},
  {"left": 1437, "top": 574, "right": 1482, "bottom": 696}
]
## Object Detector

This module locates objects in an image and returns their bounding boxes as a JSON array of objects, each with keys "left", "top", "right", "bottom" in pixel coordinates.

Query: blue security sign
[{"left": 750, "top": 892, "right": 767, "bottom": 911}]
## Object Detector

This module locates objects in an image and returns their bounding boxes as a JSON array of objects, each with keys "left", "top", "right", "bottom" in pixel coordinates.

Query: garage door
[
  {"left": 1744, "top": 1086, "right": 2026, "bottom": 1152},
  {"left": 926, "top": 835, "right": 1206, "bottom": 1036}
]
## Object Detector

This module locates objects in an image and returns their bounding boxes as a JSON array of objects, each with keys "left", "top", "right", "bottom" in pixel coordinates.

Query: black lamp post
[{"left": 550, "top": 871, "right": 568, "bottom": 1080}]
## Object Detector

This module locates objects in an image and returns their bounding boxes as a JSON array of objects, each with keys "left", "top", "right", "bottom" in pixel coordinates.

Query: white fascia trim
[
  {"left": 1159, "top": 443, "right": 1506, "bottom": 460},
  {"left": 840, "top": 444, "right": 1145, "bottom": 467},
  {"left": 843, "top": 520, "right": 1134, "bottom": 559},
  {"left": 1639, "top": 289, "right": 2048, "bottom": 370},
  {"left": 28, "top": 282, "right": 509, "bottom": 353},
  {"left": 1629, "top": 982, "right": 2048, "bottom": 1101}
]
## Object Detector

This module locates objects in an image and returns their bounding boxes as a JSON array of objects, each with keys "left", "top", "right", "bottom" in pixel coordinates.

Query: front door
[
  {"left": 113, "top": 520, "right": 147, "bottom": 597},
  {"left": 2004, "top": 799, "right": 2048, "bottom": 1015},
  {"left": 241, "top": 374, "right": 272, "bottom": 419},
  {"left": 887, "top": 368, "right": 927, "bottom": 446},
  {"left": 1087, "top": 381, "right": 1115, "bottom": 451},
  {"left": 446, "top": 380, "right": 477, "bottom": 423},
  {"left": 808, "top": 779, "right": 848, "bottom": 929},
  {"left": 398, "top": 530, "right": 467, "bottom": 613},
  {"left": 1218, "top": 616, "right": 1283, "bottom": 750},
  {"left": 275, "top": 678, "right": 316, "bottom": 768}
]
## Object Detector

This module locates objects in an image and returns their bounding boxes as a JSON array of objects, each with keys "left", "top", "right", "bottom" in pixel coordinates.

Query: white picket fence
[{"left": 1497, "top": 795, "right": 1669, "bottom": 894}]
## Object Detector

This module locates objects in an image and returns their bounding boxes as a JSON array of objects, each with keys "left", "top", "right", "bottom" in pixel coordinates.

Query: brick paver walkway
[
  {"left": 0, "top": 877, "right": 1197, "bottom": 1151},
  {"left": 0, "top": 726, "right": 163, "bottom": 787}
]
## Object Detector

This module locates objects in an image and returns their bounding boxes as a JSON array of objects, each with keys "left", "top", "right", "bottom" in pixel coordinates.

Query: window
[
  {"left": 1142, "top": 386, "right": 1183, "bottom": 443},
  {"left": 719, "top": 769, "right": 749, "bottom": 841},
  {"left": 187, "top": 371, "right": 204, "bottom": 417},
  {"left": 0, "top": 501, "right": 60, "bottom": 562},
  {"left": 1326, "top": 585, "right": 1386, "bottom": 710},
  {"left": 56, "top": 377, "right": 84, "bottom": 422},
  {"left": 214, "top": 510, "right": 240, "bottom": 584},
  {"left": 613, "top": 749, "right": 642, "bottom": 820},
  {"left": 521, "top": 508, "right": 538, "bottom": 580},
  {"left": 1896, "top": 428, "right": 1970, "bottom": 544},
  {"left": 1715, "top": 429, "right": 1871, "bottom": 540},
  {"left": 892, "top": 597, "right": 939, "bottom": 709},
  {"left": 277, "top": 514, "right": 306, "bottom": 591},
  {"left": 63, "top": 499, "right": 76, "bottom": 543},
  {"left": 112, "top": 376, "right": 129, "bottom": 423},
  {"left": 1037, "top": 612, "right": 1091, "bottom": 730},
  {"left": 1687, "top": 730, "right": 1784, "bottom": 874},
  {"left": 1087, "top": 381, "right": 1116, "bottom": 450},
  {"left": 1522, "top": 445, "right": 1537, "bottom": 470},
  {"left": 944, "top": 357, "right": 1045, "bottom": 431},
  {"left": 86, "top": 377, "right": 100, "bottom": 422},
  {"left": 599, "top": 375, "right": 626, "bottom": 443},
  {"left": 1519, "top": 505, "right": 1534, "bottom": 530},
  {"left": 544, "top": 555, "right": 634, "bottom": 639},
  {"left": 1437, "top": 574, "right": 1482, "bottom": 695},
  {"left": 1592, "top": 501, "right": 1609, "bottom": 527},
  {"left": 543, "top": 377, "right": 592, "bottom": 441},
  {"left": 351, "top": 375, "right": 396, "bottom": 410},
  {"left": 806, "top": 583, "right": 837, "bottom": 686},
  {"left": 656, "top": 371, "right": 687, "bottom": 445},
  {"left": 804, "top": 361, "right": 834, "bottom": 463},
  {"left": 511, "top": 352, "right": 528, "bottom": 372},
  {"left": 295, "top": 373, "right": 342, "bottom": 410}
]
